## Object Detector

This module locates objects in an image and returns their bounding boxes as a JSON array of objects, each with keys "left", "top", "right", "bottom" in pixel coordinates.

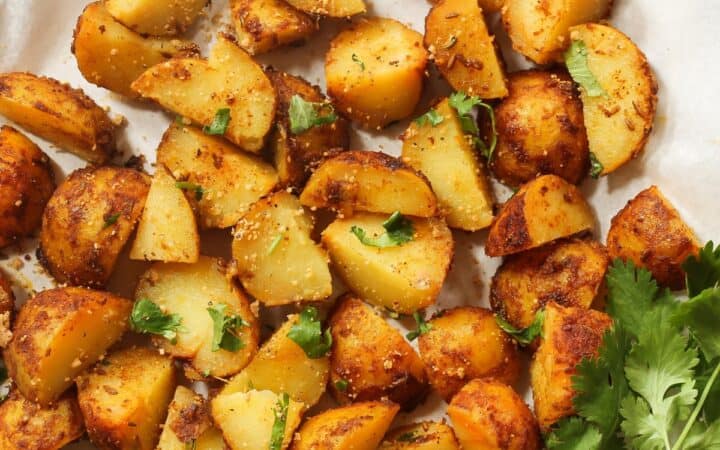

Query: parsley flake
[
  {"left": 175, "top": 181, "right": 204, "bottom": 201},
  {"left": 287, "top": 307, "right": 332, "bottom": 359},
  {"left": 203, "top": 108, "right": 231, "bottom": 135},
  {"left": 334, "top": 379, "right": 349, "bottom": 392},
  {"left": 448, "top": 92, "right": 497, "bottom": 161},
  {"left": 494, "top": 309, "right": 544, "bottom": 346},
  {"left": 414, "top": 109, "right": 444, "bottom": 127},
  {"left": 350, "top": 211, "right": 414, "bottom": 248},
  {"left": 103, "top": 212, "right": 120, "bottom": 229},
  {"left": 268, "top": 234, "right": 284, "bottom": 255},
  {"left": 288, "top": 95, "right": 337, "bottom": 135},
  {"left": 269, "top": 393, "right": 290, "bottom": 450},
  {"left": 352, "top": 53, "right": 365, "bottom": 71},
  {"left": 397, "top": 431, "right": 420, "bottom": 442},
  {"left": 406, "top": 311, "right": 431, "bottom": 341},
  {"left": 207, "top": 303, "right": 250, "bottom": 353},
  {"left": 564, "top": 40, "right": 606, "bottom": 97},
  {"left": 589, "top": 152, "right": 604, "bottom": 179},
  {"left": 129, "top": 298, "right": 184, "bottom": 343}
]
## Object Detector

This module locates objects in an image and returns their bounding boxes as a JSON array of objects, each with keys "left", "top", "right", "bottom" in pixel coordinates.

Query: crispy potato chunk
[
  {"left": 0, "top": 72, "right": 115, "bottom": 163},
  {"left": 326, "top": 19, "right": 427, "bottom": 129},
  {"left": 569, "top": 23, "right": 659, "bottom": 175},
  {"left": 402, "top": 99, "right": 495, "bottom": 230},
  {"left": 5, "top": 287, "right": 131, "bottom": 405},
  {"left": 502, "top": 0, "right": 612, "bottom": 64},
  {"left": 418, "top": 307, "right": 520, "bottom": 401},
  {"left": 77, "top": 347, "right": 176, "bottom": 450},
  {"left": 530, "top": 302, "right": 612, "bottom": 430},
  {"left": 300, "top": 151, "right": 437, "bottom": 217},
  {"left": 157, "top": 386, "right": 211, "bottom": 450},
  {"left": 232, "top": 0, "right": 317, "bottom": 55},
  {"left": 38, "top": 166, "right": 149, "bottom": 287},
  {"left": 607, "top": 186, "right": 699, "bottom": 290},
  {"left": 0, "top": 390, "right": 84, "bottom": 450},
  {"left": 135, "top": 257, "right": 260, "bottom": 378},
  {"left": 491, "top": 238, "right": 609, "bottom": 330},
  {"left": 284, "top": 0, "right": 366, "bottom": 18},
  {"left": 322, "top": 213, "right": 453, "bottom": 313},
  {"left": 485, "top": 175, "right": 595, "bottom": 257},
  {"left": 424, "top": 0, "right": 508, "bottom": 99},
  {"left": 132, "top": 35, "right": 276, "bottom": 153},
  {"left": 448, "top": 379, "right": 541, "bottom": 450},
  {"left": 104, "top": 0, "right": 207, "bottom": 36},
  {"left": 0, "top": 272, "right": 14, "bottom": 346},
  {"left": 0, "top": 125, "right": 55, "bottom": 248},
  {"left": 379, "top": 422, "right": 460, "bottom": 450},
  {"left": 328, "top": 296, "right": 428, "bottom": 410},
  {"left": 291, "top": 401, "right": 399, "bottom": 450},
  {"left": 196, "top": 428, "right": 227, "bottom": 450},
  {"left": 156, "top": 123, "right": 278, "bottom": 229}
]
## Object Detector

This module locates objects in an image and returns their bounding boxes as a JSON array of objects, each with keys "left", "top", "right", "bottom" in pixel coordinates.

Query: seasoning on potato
[{"left": 232, "top": 0, "right": 318, "bottom": 55}]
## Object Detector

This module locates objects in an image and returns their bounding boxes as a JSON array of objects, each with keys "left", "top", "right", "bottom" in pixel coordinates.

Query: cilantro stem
[{"left": 671, "top": 360, "right": 720, "bottom": 450}]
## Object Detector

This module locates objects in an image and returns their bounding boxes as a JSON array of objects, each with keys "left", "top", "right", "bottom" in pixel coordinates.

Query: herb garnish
[
  {"left": 414, "top": 109, "right": 444, "bottom": 127},
  {"left": 397, "top": 431, "right": 420, "bottom": 442},
  {"left": 334, "top": 379, "right": 349, "bottom": 392},
  {"left": 288, "top": 95, "right": 337, "bottom": 134},
  {"left": 269, "top": 393, "right": 290, "bottom": 450},
  {"left": 589, "top": 152, "right": 604, "bottom": 179},
  {"left": 207, "top": 303, "right": 250, "bottom": 352},
  {"left": 103, "top": 212, "right": 120, "bottom": 229},
  {"left": 287, "top": 306, "right": 332, "bottom": 358},
  {"left": 564, "top": 40, "right": 606, "bottom": 97},
  {"left": 175, "top": 181, "right": 204, "bottom": 200},
  {"left": 352, "top": 53, "right": 365, "bottom": 71},
  {"left": 129, "top": 298, "right": 184, "bottom": 343},
  {"left": 268, "top": 234, "right": 284, "bottom": 255},
  {"left": 448, "top": 92, "right": 497, "bottom": 161},
  {"left": 203, "top": 108, "right": 231, "bottom": 135},
  {"left": 350, "top": 211, "right": 414, "bottom": 248},
  {"left": 495, "top": 309, "right": 544, "bottom": 346},
  {"left": 406, "top": 311, "right": 432, "bottom": 341}
]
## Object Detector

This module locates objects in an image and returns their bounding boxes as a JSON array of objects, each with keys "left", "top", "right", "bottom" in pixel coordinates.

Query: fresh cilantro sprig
[
  {"left": 203, "top": 108, "right": 231, "bottom": 135},
  {"left": 288, "top": 95, "right": 337, "bottom": 134},
  {"left": 269, "top": 393, "right": 290, "bottom": 450},
  {"left": 175, "top": 181, "right": 204, "bottom": 201},
  {"left": 287, "top": 307, "right": 332, "bottom": 358},
  {"left": 494, "top": 309, "right": 544, "bottom": 346},
  {"left": 414, "top": 109, "right": 444, "bottom": 127},
  {"left": 448, "top": 92, "right": 497, "bottom": 161},
  {"left": 564, "top": 41, "right": 606, "bottom": 97},
  {"left": 406, "top": 311, "right": 432, "bottom": 341},
  {"left": 682, "top": 241, "right": 720, "bottom": 297},
  {"left": 589, "top": 152, "right": 604, "bottom": 179},
  {"left": 207, "top": 303, "right": 250, "bottom": 353},
  {"left": 350, "top": 211, "right": 414, "bottom": 248},
  {"left": 130, "top": 298, "right": 184, "bottom": 343}
]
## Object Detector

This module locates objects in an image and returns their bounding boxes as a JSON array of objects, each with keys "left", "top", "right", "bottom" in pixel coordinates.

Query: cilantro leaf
[
  {"left": 351, "top": 53, "right": 365, "bottom": 71},
  {"left": 673, "top": 288, "right": 720, "bottom": 362},
  {"left": 288, "top": 95, "right": 337, "bottom": 134},
  {"left": 545, "top": 417, "right": 602, "bottom": 450},
  {"left": 269, "top": 392, "right": 290, "bottom": 450},
  {"left": 130, "top": 298, "right": 184, "bottom": 342},
  {"left": 414, "top": 109, "right": 444, "bottom": 127},
  {"left": 350, "top": 211, "right": 414, "bottom": 248},
  {"left": 207, "top": 303, "right": 249, "bottom": 353},
  {"left": 589, "top": 152, "right": 604, "bottom": 179},
  {"left": 103, "top": 212, "right": 120, "bottom": 228},
  {"left": 564, "top": 40, "right": 606, "bottom": 97},
  {"left": 406, "top": 311, "right": 432, "bottom": 341},
  {"left": 683, "top": 241, "right": 720, "bottom": 297},
  {"left": 287, "top": 307, "right": 332, "bottom": 358},
  {"left": 334, "top": 379, "right": 349, "bottom": 392},
  {"left": 494, "top": 309, "right": 544, "bottom": 346},
  {"left": 203, "top": 108, "right": 231, "bottom": 135},
  {"left": 175, "top": 181, "right": 204, "bottom": 200},
  {"left": 397, "top": 431, "right": 420, "bottom": 443},
  {"left": 682, "top": 419, "right": 720, "bottom": 450},
  {"left": 448, "top": 92, "right": 497, "bottom": 160}
]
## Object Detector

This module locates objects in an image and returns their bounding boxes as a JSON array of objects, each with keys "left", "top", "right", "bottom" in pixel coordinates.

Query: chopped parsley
[
  {"left": 448, "top": 92, "right": 497, "bottom": 161},
  {"left": 207, "top": 303, "right": 250, "bottom": 353},
  {"left": 203, "top": 108, "right": 231, "bottom": 135},
  {"left": 267, "top": 234, "right": 284, "bottom": 255},
  {"left": 406, "top": 311, "right": 432, "bottom": 341},
  {"left": 175, "top": 181, "right": 204, "bottom": 201},
  {"left": 352, "top": 53, "right": 365, "bottom": 71},
  {"left": 129, "top": 298, "right": 184, "bottom": 343},
  {"left": 494, "top": 309, "right": 544, "bottom": 346},
  {"left": 103, "top": 212, "right": 120, "bottom": 229},
  {"left": 414, "top": 109, "right": 444, "bottom": 127},
  {"left": 269, "top": 393, "right": 290, "bottom": 450},
  {"left": 589, "top": 152, "right": 604, "bottom": 179},
  {"left": 350, "top": 211, "right": 414, "bottom": 248},
  {"left": 397, "top": 431, "right": 420, "bottom": 442},
  {"left": 334, "top": 379, "right": 349, "bottom": 392},
  {"left": 185, "top": 440, "right": 197, "bottom": 450},
  {"left": 287, "top": 306, "right": 332, "bottom": 359},
  {"left": 288, "top": 95, "right": 337, "bottom": 134},
  {"left": 564, "top": 40, "right": 606, "bottom": 97}
]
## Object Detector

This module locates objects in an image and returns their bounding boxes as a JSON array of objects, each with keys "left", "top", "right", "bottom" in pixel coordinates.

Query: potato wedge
[
  {"left": 284, "top": 0, "right": 365, "bottom": 18},
  {"left": 104, "top": 0, "right": 207, "bottom": 36},
  {"left": 0, "top": 72, "right": 115, "bottom": 163},
  {"left": 130, "top": 166, "right": 199, "bottom": 263},
  {"left": 196, "top": 428, "right": 227, "bottom": 450},
  {"left": 38, "top": 166, "right": 150, "bottom": 287},
  {"left": 448, "top": 379, "right": 541, "bottom": 450},
  {"left": 77, "top": 347, "right": 176, "bottom": 450},
  {"left": 502, "top": 0, "right": 612, "bottom": 64},
  {"left": 485, "top": 174, "right": 595, "bottom": 257},
  {"left": 607, "top": 186, "right": 699, "bottom": 290},
  {"left": 156, "top": 123, "right": 278, "bottom": 229},
  {"left": 569, "top": 23, "right": 659, "bottom": 175},
  {"left": 329, "top": 296, "right": 428, "bottom": 409},
  {"left": 379, "top": 422, "right": 460, "bottom": 450},
  {"left": 73, "top": 2, "right": 199, "bottom": 98},
  {"left": 232, "top": 0, "right": 317, "bottom": 55},
  {"left": 402, "top": 99, "right": 494, "bottom": 230},
  {"left": 322, "top": 213, "right": 452, "bottom": 313},
  {"left": 135, "top": 257, "right": 260, "bottom": 378},
  {"left": 0, "top": 390, "right": 84, "bottom": 450},
  {"left": 424, "top": 0, "right": 508, "bottom": 98},
  {"left": 132, "top": 34, "right": 276, "bottom": 153},
  {"left": 325, "top": 18, "right": 427, "bottom": 129},
  {"left": 300, "top": 151, "right": 437, "bottom": 217},
  {"left": 157, "top": 386, "right": 211, "bottom": 450},
  {"left": 5, "top": 287, "right": 131, "bottom": 405}
]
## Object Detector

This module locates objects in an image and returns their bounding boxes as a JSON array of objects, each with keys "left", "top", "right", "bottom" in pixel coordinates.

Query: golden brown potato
[
  {"left": 501, "top": 0, "right": 612, "bottom": 64},
  {"left": 284, "top": 0, "right": 366, "bottom": 18},
  {"left": 448, "top": 379, "right": 541, "bottom": 450},
  {"left": 491, "top": 238, "right": 608, "bottom": 330},
  {"left": 157, "top": 386, "right": 211, "bottom": 450},
  {"left": 379, "top": 422, "right": 460, "bottom": 450},
  {"left": 490, "top": 70, "right": 588, "bottom": 187},
  {"left": 132, "top": 34, "right": 276, "bottom": 153},
  {"left": 267, "top": 68, "right": 349, "bottom": 189},
  {"left": 0, "top": 125, "right": 55, "bottom": 248},
  {"left": 328, "top": 296, "right": 427, "bottom": 410},
  {"left": 478, "top": 0, "right": 504, "bottom": 13},
  {"left": 0, "top": 271, "right": 14, "bottom": 347},
  {"left": 424, "top": 0, "right": 508, "bottom": 99},
  {"left": 232, "top": 0, "right": 317, "bottom": 55},
  {"left": 485, "top": 174, "right": 595, "bottom": 257},
  {"left": 104, "top": 0, "right": 207, "bottom": 36},
  {"left": 0, "top": 390, "right": 85, "bottom": 450},
  {"left": 607, "top": 186, "right": 699, "bottom": 290},
  {"left": 4, "top": 287, "right": 131, "bottom": 405},
  {"left": 156, "top": 123, "right": 278, "bottom": 229},
  {"left": 73, "top": 2, "right": 199, "bottom": 98},
  {"left": 77, "top": 347, "right": 176, "bottom": 450},
  {"left": 530, "top": 302, "right": 612, "bottom": 430},
  {"left": 325, "top": 18, "right": 427, "bottom": 129},
  {"left": 418, "top": 307, "right": 520, "bottom": 401},
  {"left": 322, "top": 213, "right": 453, "bottom": 314},
  {"left": 195, "top": 428, "right": 227, "bottom": 450},
  {"left": 300, "top": 151, "right": 437, "bottom": 217},
  {"left": 569, "top": 23, "right": 658, "bottom": 175},
  {"left": 0, "top": 72, "right": 115, "bottom": 163},
  {"left": 38, "top": 166, "right": 149, "bottom": 287},
  {"left": 402, "top": 98, "right": 495, "bottom": 231},
  {"left": 291, "top": 401, "right": 399, "bottom": 450}
]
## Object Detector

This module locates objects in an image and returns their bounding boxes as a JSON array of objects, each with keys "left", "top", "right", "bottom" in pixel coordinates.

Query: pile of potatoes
[{"left": 0, "top": 0, "right": 696, "bottom": 449}]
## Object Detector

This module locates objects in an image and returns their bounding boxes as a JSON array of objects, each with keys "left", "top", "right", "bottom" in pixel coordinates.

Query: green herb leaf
[
  {"left": 494, "top": 309, "right": 544, "bottom": 346},
  {"left": 352, "top": 53, "right": 365, "bottom": 71},
  {"left": 448, "top": 92, "right": 497, "bottom": 161},
  {"left": 269, "top": 392, "right": 290, "bottom": 450},
  {"left": 350, "top": 211, "right": 414, "bottom": 248},
  {"left": 334, "top": 379, "right": 349, "bottom": 392},
  {"left": 414, "top": 109, "right": 444, "bottom": 127},
  {"left": 397, "top": 431, "right": 420, "bottom": 443},
  {"left": 289, "top": 95, "right": 337, "bottom": 134},
  {"left": 130, "top": 298, "right": 184, "bottom": 342},
  {"left": 268, "top": 234, "right": 284, "bottom": 255},
  {"left": 546, "top": 417, "right": 602, "bottom": 450},
  {"left": 287, "top": 307, "right": 332, "bottom": 358},
  {"left": 406, "top": 311, "right": 432, "bottom": 341},
  {"left": 673, "top": 288, "right": 720, "bottom": 361},
  {"left": 175, "top": 181, "right": 204, "bottom": 201},
  {"left": 589, "top": 152, "right": 603, "bottom": 179},
  {"left": 203, "top": 108, "right": 231, "bottom": 135},
  {"left": 683, "top": 241, "right": 720, "bottom": 297},
  {"left": 207, "top": 303, "right": 249, "bottom": 353},
  {"left": 564, "top": 40, "right": 606, "bottom": 97},
  {"left": 682, "top": 418, "right": 720, "bottom": 450},
  {"left": 185, "top": 439, "right": 197, "bottom": 450},
  {"left": 103, "top": 212, "right": 120, "bottom": 229}
]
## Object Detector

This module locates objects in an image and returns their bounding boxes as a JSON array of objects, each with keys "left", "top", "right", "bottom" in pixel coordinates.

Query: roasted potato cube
[
  {"left": 502, "top": 0, "right": 612, "bottom": 64},
  {"left": 300, "top": 151, "right": 437, "bottom": 217},
  {"left": 232, "top": 0, "right": 317, "bottom": 55},
  {"left": 424, "top": 0, "right": 508, "bottom": 99},
  {"left": 77, "top": 347, "right": 176, "bottom": 450},
  {"left": 569, "top": 23, "right": 658, "bottom": 175},
  {"left": 322, "top": 213, "right": 453, "bottom": 313},
  {"left": 448, "top": 379, "right": 541, "bottom": 450},
  {"left": 132, "top": 34, "right": 276, "bottom": 153},
  {"left": 0, "top": 125, "right": 55, "bottom": 248},
  {"left": 325, "top": 18, "right": 427, "bottom": 129},
  {"left": 0, "top": 72, "right": 115, "bottom": 163},
  {"left": 379, "top": 422, "right": 460, "bottom": 450},
  {"left": 606, "top": 186, "right": 699, "bottom": 290},
  {"left": 156, "top": 123, "right": 278, "bottom": 229},
  {"left": 485, "top": 174, "right": 595, "bottom": 257},
  {"left": 402, "top": 99, "right": 495, "bottom": 231},
  {"left": 490, "top": 70, "right": 588, "bottom": 187},
  {"left": 418, "top": 307, "right": 520, "bottom": 401},
  {"left": 38, "top": 166, "right": 150, "bottom": 287},
  {"left": 157, "top": 386, "right": 211, "bottom": 450},
  {"left": 0, "top": 390, "right": 84, "bottom": 450},
  {"left": 0, "top": 272, "right": 14, "bottom": 347},
  {"left": 530, "top": 302, "right": 612, "bottom": 430},
  {"left": 267, "top": 68, "right": 349, "bottom": 189},
  {"left": 284, "top": 0, "right": 366, "bottom": 18},
  {"left": 4, "top": 287, "right": 131, "bottom": 405},
  {"left": 135, "top": 257, "right": 260, "bottom": 378},
  {"left": 104, "top": 0, "right": 207, "bottom": 36}
]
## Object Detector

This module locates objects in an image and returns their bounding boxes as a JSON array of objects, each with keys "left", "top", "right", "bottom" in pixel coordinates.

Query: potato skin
[
  {"left": 38, "top": 166, "right": 149, "bottom": 287},
  {"left": 157, "top": 386, "right": 211, "bottom": 449},
  {"left": 607, "top": 186, "right": 699, "bottom": 290},
  {"left": 232, "top": 0, "right": 317, "bottom": 55},
  {"left": 104, "top": 0, "right": 207, "bottom": 36},
  {"left": 490, "top": 70, "right": 588, "bottom": 187},
  {"left": 380, "top": 422, "right": 460, "bottom": 450}
]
